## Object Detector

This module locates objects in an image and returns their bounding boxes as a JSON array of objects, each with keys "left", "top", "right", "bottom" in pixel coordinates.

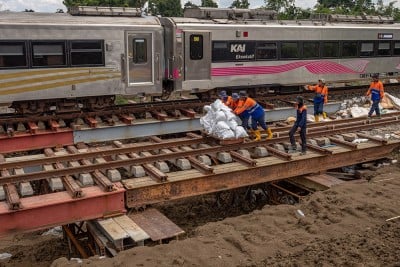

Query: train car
[
  {"left": 162, "top": 7, "right": 400, "bottom": 97},
  {"left": 0, "top": 6, "right": 164, "bottom": 113}
]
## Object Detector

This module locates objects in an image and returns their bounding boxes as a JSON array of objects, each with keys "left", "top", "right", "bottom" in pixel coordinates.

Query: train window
[
  {"left": 303, "top": 42, "right": 319, "bottom": 58},
  {"left": 394, "top": 42, "right": 400, "bottom": 55},
  {"left": 0, "top": 42, "right": 27, "bottom": 68},
  {"left": 377, "top": 41, "right": 391, "bottom": 56},
  {"left": 213, "top": 42, "right": 228, "bottom": 49},
  {"left": 342, "top": 41, "right": 358, "bottom": 57},
  {"left": 321, "top": 42, "right": 339, "bottom": 58},
  {"left": 360, "top": 42, "right": 374, "bottom": 57},
  {"left": 256, "top": 42, "right": 277, "bottom": 60},
  {"left": 190, "top": 34, "right": 203, "bottom": 60},
  {"left": 70, "top": 40, "right": 104, "bottom": 66},
  {"left": 280, "top": 42, "right": 299, "bottom": 59},
  {"left": 133, "top": 39, "right": 147, "bottom": 64},
  {"left": 31, "top": 41, "right": 66, "bottom": 67}
]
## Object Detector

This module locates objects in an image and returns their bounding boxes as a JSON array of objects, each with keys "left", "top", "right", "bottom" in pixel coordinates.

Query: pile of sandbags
[{"left": 200, "top": 99, "right": 248, "bottom": 139}]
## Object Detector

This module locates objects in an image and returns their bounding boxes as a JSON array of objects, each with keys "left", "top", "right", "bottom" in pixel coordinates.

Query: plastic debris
[
  {"left": 0, "top": 253, "right": 12, "bottom": 260},
  {"left": 42, "top": 226, "right": 63, "bottom": 236},
  {"left": 296, "top": 209, "right": 305, "bottom": 218},
  {"left": 71, "top": 258, "right": 82, "bottom": 263}
]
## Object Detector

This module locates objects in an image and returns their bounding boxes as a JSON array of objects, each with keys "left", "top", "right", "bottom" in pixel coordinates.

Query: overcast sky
[{"left": 0, "top": 0, "right": 397, "bottom": 12}]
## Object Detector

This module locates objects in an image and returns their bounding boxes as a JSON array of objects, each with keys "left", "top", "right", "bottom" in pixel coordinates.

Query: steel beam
[
  {"left": 125, "top": 142, "right": 399, "bottom": 208},
  {"left": 0, "top": 183, "right": 126, "bottom": 236},
  {"left": 0, "top": 130, "right": 73, "bottom": 153}
]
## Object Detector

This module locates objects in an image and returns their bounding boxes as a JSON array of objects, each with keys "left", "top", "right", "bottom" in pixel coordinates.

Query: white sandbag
[
  {"left": 214, "top": 110, "right": 227, "bottom": 122},
  {"left": 350, "top": 106, "right": 369, "bottom": 118},
  {"left": 386, "top": 93, "right": 400, "bottom": 110},
  {"left": 235, "top": 126, "right": 248, "bottom": 138},
  {"left": 226, "top": 119, "right": 238, "bottom": 130},
  {"left": 211, "top": 99, "right": 224, "bottom": 112},
  {"left": 223, "top": 109, "right": 237, "bottom": 121},
  {"left": 218, "top": 129, "right": 235, "bottom": 139},
  {"left": 203, "top": 105, "right": 212, "bottom": 113}
]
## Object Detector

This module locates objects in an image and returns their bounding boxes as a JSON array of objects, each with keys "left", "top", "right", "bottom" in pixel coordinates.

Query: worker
[
  {"left": 305, "top": 78, "right": 328, "bottom": 122},
  {"left": 366, "top": 74, "right": 384, "bottom": 119},
  {"left": 232, "top": 92, "right": 249, "bottom": 130},
  {"left": 218, "top": 90, "right": 233, "bottom": 107},
  {"left": 289, "top": 96, "right": 307, "bottom": 155},
  {"left": 234, "top": 91, "right": 272, "bottom": 141}
]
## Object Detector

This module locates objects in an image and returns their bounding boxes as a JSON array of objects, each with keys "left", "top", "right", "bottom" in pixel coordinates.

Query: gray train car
[
  {"left": 162, "top": 8, "right": 400, "bottom": 95},
  {"left": 0, "top": 7, "right": 164, "bottom": 113}
]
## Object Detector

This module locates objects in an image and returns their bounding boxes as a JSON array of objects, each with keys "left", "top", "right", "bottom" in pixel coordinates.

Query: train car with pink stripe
[{"left": 162, "top": 7, "right": 400, "bottom": 97}]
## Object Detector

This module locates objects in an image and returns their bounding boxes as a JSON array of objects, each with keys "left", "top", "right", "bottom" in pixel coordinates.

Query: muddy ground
[{"left": 0, "top": 158, "right": 399, "bottom": 267}]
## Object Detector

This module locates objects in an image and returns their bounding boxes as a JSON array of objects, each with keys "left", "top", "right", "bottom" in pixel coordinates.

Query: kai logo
[{"left": 230, "top": 44, "right": 246, "bottom": 53}]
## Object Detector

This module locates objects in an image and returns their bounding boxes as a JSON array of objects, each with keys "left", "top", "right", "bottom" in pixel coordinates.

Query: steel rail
[
  {"left": 0, "top": 114, "right": 397, "bottom": 170},
  {"left": 0, "top": 117, "right": 398, "bottom": 185}
]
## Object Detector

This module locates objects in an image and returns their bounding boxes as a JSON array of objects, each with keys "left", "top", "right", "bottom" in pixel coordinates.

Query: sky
[{"left": 0, "top": 0, "right": 397, "bottom": 13}]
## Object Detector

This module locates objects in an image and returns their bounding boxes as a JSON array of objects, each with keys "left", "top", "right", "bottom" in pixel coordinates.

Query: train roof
[
  {"left": 0, "top": 11, "right": 161, "bottom": 26},
  {"left": 167, "top": 16, "right": 400, "bottom": 29}
]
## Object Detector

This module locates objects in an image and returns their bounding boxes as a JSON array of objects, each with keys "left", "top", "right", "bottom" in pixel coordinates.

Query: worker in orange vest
[
  {"left": 218, "top": 90, "right": 233, "bottom": 107},
  {"left": 234, "top": 91, "right": 272, "bottom": 141},
  {"left": 366, "top": 74, "right": 384, "bottom": 119},
  {"left": 305, "top": 78, "right": 328, "bottom": 122}
]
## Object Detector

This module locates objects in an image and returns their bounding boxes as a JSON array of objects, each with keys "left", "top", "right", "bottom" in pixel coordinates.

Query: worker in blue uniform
[{"left": 289, "top": 96, "right": 307, "bottom": 155}]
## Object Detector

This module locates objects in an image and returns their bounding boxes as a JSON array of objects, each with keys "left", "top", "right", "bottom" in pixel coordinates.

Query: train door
[
  {"left": 126, "top": 32, "right": 153, "bottom": 85},
  {"left": 184, "top": 31, "right": 211, "bottom": 81}
]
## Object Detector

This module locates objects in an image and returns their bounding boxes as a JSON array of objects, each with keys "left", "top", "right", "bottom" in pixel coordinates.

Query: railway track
[{"left": 0, "top": 114, "right": 399, "bottom": 236}]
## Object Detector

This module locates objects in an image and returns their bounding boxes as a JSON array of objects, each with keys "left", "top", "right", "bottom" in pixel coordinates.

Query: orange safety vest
[
  {"left": 307, "top": 85, "right": 328, "bottom": 104},
  {"left": 234, "top": 97, "right": 257, "bottom": 115},
  {"left": 366, "top": 81, "right": 384, "bottom": 101}
]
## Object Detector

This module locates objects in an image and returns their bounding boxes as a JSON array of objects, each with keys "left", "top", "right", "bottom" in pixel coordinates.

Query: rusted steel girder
[
  {"left": 125, "top": 142, "right": 399, "bottom": 208},
  {"left": 0, "top": 130, "right": 73, "bottom": 154},
  {"left": 0, "top": 183, "right": 126, "bottom": 236}
]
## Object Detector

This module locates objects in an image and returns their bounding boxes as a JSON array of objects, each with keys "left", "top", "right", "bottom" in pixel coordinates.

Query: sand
[{"left": 48, "top": 163, "right": 400, "bottom": 267}]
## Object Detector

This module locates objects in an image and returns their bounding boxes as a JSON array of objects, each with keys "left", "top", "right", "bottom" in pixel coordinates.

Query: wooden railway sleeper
[{"left": 4, "top": 183, "right": 21, "bottom": 210}]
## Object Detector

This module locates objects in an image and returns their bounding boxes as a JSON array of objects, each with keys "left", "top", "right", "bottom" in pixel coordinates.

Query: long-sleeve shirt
[
  {"left": 307, "top": 84, "right": 328, "bottom": 104},
  {"left": 366, "top": 81, "right": 384, "bottom": 101},
  {"left": 234, "top": 97, "right": 264, "bottom": 118},
  {"left": 295, "top": 105, "right": 307, "bottom": 128}
]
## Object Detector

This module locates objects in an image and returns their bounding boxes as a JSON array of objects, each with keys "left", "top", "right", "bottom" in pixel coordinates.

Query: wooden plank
[
  {"left": 129, "top": 208, "right": 184, "bottom": 242},
  {"left": 113, "top": 215, "right": 149, "bottom": 244},
  {"left": 96, "top": 218, "right": 130, "bottom": 250},
  {"left": 298, "top": 174, "right": 344, "bottom": 190}
]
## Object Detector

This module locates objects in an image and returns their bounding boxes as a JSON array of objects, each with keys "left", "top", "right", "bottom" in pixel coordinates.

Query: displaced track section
[{"left": 0, "top": 115, "right": 399, "bottom": 235}]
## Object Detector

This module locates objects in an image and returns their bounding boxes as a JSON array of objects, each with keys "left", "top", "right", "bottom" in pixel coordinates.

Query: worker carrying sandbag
[
  {"left": 305, "top": 78, "right": 328, "bottom": 122},
  {"left": 234, "top": 91, "right": 272, "bottom": 141}
]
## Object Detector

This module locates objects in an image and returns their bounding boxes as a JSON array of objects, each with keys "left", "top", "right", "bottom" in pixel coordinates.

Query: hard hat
[
  {"left": 239, "top": 91, "right": 247, "bottom": 97},
  {"left": 218, "top": 90, "right": 227, "bottom": 98},
  {"left": 232, "top": 93, "right": 240, "bottom": 100},
  {"left": 318, "top": 78, "right": 326, "bottom": 84}
]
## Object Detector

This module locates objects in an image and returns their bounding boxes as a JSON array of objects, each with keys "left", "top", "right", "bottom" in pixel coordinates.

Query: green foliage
[
  {"left": 201, "top": 0, "right": 218, "bottom": 8},
  {"left": 148, "top": 0, "right": 182, "bottom": 16},
  {"left": 230, "top": 0, "right": 250, "bottom": 9},
  {"left": 184, "top": 1, "right": 198, "bottom": 8}
]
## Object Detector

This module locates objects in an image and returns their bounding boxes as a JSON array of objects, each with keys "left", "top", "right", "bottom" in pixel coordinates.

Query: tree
[
  {"left": 201, "top": 0, "right": 218, "bottom": 8},
  {"left": 230, "top": 0, "right": 250, "bottom": 9},
  {"left": 148, "top": 0, "right": 182, "bottom": 17},
  {"left": 56, "top": 9, "right": 65, "bottom": 13},
  {"left": 184, "top": 1, "right": 198, "bottom": 8},
  {"left": 24, "top": 9, "right": 35, "bottom": 12},
  {"left": 264, "top": 0, "right": 298, "bottom": 19}
]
